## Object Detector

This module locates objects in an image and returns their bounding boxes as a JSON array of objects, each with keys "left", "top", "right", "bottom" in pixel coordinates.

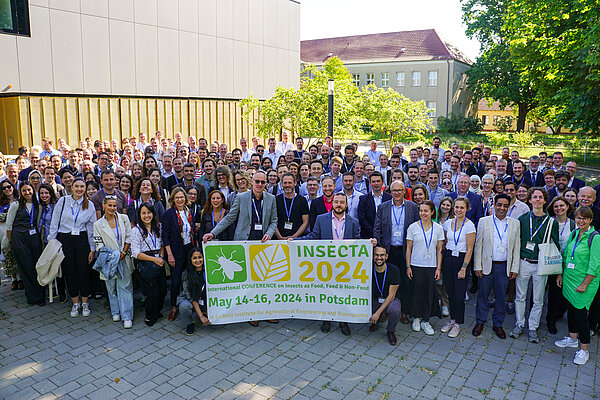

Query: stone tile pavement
[{"left": 0, "top": 281, "right": 598, "bottom": 400}]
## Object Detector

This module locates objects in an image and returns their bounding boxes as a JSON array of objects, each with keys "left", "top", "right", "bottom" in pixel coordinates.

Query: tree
[
  {"left": 437, "top": 113, "right": 483, "bottom": 135},
  {"left": 506, "top": 0, "right": 600, "bottom": 135},
  {"left": 461, "top": 0, "right": 536, "bottom": 131}
]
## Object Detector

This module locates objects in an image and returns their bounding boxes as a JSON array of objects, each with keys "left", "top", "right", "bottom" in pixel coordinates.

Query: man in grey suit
[
  {"left": 374, "top": 180, "right": 420, "bottom": 323},
  {"left": 203, "top": 170, "right": 277, "bottom": 242}
]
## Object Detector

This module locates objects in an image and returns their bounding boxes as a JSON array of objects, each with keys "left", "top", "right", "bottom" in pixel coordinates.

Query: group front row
[{"left": 5, "top": 177, "right": 599, "bottom": 365}]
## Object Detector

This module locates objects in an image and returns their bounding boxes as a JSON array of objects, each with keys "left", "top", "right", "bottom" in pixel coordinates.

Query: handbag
[{"left": 537, "top": 218, "right": 562, "bottom": 275}]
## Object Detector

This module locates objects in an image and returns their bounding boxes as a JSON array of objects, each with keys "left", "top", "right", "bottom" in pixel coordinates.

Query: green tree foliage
[
  {"left": 461, "top": 0, "right": 536, "bottom": 131},
  {"left": 241, "top": 57, "right": 432, "bottom": 146},
  {"left": 437, "top": 113, "right": 483, "bottom": 135},
  {"left": 506, "top": 0, "right": 600, "bottom": 134}
]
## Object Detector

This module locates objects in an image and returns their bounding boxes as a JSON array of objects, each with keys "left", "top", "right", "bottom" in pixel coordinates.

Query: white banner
[{"left": 203, "top": 240, "right": 373, "bottom": 324}]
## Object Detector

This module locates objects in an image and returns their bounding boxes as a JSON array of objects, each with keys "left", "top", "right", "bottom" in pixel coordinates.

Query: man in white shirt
[
  {"left": 136, "top": 132, "right": 149, "bottom": 151},
  {"left": 239, "top": 137, "right": 254, "bottom": 162},
  {"left": 429, "top": 137, "right": 445, "bottom": 162},
  {"left": 365, "top": 141, "right": 383, "bottom": 167},
  {"left": 342, "top": 172, "right": 361, "bottom": 219},
  {"left": 276, "top": 132, "right": 294, "bottom": 154},
  {"left": 502, "top": 181, "right": 530, "bottom": 219},
  {"left": 264, "top": 138, "right": 283, "bottom": 165}
]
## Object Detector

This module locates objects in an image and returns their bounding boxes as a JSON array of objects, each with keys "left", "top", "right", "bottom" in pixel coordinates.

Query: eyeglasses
[
  {"left": 2, "top": 186, "right": 12, "bottom": 190},
  {"left": 505, "top": 188, "right": 515, "bottom": 192},
  {"left": 575, "top": 216, "right": 591, "bottom": 221},
  {"left": 254, "top": 180, "right": 266, "bottom": 184}
]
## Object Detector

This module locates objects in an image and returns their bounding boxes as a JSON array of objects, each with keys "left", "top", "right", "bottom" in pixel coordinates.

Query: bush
[
  {"left": 487, "top": 131, "right": 511, "bottom": 147},
  {"left": 437, "top": 114, "right": 483, "bottom": 135},
  {"left": 511, "top": 131, "right": 533, "bottom": 147}
]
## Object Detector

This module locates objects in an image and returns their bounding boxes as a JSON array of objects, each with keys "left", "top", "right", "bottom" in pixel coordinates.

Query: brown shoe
[
  {"left": 400, "top": 313, "right": 409, "bottom": 324},
  {"left": 168, "top": 309, "right": 177, "bottom": 322},
  {"left": 387, "top": 331, "right": 397, "bottom": 345},
  {"left": 248, "top": 321, "right": 259, "bottom": 327},
  {"left": 472, "top": 323, "right": 484, "bottom": 337},
  {"left": 492, "top": 326, "right": 506, "bottom": 339},
  {"left": 17, "top": 280, "right": 24, "bottom": 290},
  {"left": 10, "top": 281, "right": 18, "bottom": 291},
  {"left": 267, "top": 319, "right": 279, "bottom": 324}
]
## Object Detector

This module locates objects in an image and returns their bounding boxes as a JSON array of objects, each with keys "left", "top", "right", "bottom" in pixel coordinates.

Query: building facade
[
  {"left": 301, "top": 30, "right": 474, "bottom": 128},
  {"left": 0, "top": 0, "right": 300, "bottom": 154}
]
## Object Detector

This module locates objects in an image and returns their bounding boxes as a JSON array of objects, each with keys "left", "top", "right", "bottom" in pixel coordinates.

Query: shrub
[{"left": 437, "top": 114, "right": 483, "bottom": 135}]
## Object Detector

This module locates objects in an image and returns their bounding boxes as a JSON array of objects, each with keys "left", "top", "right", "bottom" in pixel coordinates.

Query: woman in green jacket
[{"left": 555, "top": 207, "right": 600, "bottom": 366}]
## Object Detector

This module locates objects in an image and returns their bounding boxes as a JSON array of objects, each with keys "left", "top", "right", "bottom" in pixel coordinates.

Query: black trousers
[
  {"left": 389, "top": 245, "right": 411, "bottom": 315},
  {"left": 568, "top": 302, "right": 591, "bottom": 344},
  {"left": 409, "top": 266, "right": 440, "bottom": 322},
  {"left": 138, "top": 260, "right": 167, "bottom": 322},
  {"left": 587, "top": 289, "right": 600, "bottom": 332},
  {"left": 546, "top": 274, "right": 568, "bottom": 324},
  {"left": 170, "top": 244, "right": 192, "bottom": 307},
  {"left": 57, "top": 233, "right": 91, "bottom": 298},
  {"left": 12, "top": 230, "right": 44, "bottom": 303},
  {"left": 442, "top": 250, "right": 470, "bottom": 324}
]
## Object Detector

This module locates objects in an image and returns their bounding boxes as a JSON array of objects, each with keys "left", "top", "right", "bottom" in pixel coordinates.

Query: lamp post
[{"left": 328, "top": 79, "right": 334, "bottom": 138}]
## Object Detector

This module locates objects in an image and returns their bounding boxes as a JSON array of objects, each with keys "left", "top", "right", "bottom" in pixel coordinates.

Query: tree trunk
[{"left": 516, "top": 102, "right": 529, "bottom": 132}]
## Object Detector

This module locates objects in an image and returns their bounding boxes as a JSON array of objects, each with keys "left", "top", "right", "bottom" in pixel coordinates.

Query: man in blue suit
[
  {"left": 357, "top": 171, "right": 392, "bottom": 240},
  {"left": 565, "top": 161, "right": 585, "bottom": 191}
]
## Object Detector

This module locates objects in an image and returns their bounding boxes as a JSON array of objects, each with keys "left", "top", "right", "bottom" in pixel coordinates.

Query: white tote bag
[{"left": 537, "top": 218, "right": 563, "bottom": 275}]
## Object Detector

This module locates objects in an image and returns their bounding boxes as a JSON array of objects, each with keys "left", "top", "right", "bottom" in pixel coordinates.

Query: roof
[
  {"left": 300, "top": 29, "right": 473, "bottom": 65},
  {"left": 477, "top": 99, "right": 513, "bottom": 111}
]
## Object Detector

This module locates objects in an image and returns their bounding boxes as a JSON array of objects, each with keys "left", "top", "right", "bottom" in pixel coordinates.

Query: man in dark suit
[
  {"left": 308, "top": 176, "right": 335, "bottom": 231},
  {"left": 565, "top": 161, "right": 585, "bottom": 191},
  {"left": 357, "top": 172, "right": 392, "bottom": 240},
  {"left": 374, "top": 180, "right": 419, "bottom": 323},
  {"left": 173, "top": 163, "right": 207, "bottom": 209},
  {"left": 504, "top": 160, "right": 533, "bottom": 187},
  {"left": 525, "top": 156, "right": 545, "bottom": 187}
]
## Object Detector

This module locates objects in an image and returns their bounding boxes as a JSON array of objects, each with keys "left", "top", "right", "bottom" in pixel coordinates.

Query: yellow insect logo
[{"left": 249, "top": 243, "right": 291, "bottom": 282}]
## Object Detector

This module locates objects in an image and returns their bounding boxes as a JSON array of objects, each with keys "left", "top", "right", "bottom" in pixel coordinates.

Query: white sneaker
[
  {"left": 421, "top": 321, "right": 435, "bottom": 335},
  {"left": 81, "top": 303, "right": 90, "bottom": 317},
  {"left": 448, "top": 324, "right": 461, "bottom": 338},
  {"left": 112, "top": 315, "right": 121, "bottom": 322},
  {"left": 465, "top": 292, "right": 470, "bottom": 301},
  {"left": 555, "top": 337, "right": 579, "bottom": 348},
  {"left": 441, "top": 306, "right": 450, "bottom": 317},
  {"left": 123, "top": 320, "right": 133, "bottom": 329},
  {"left": 412, "top": 318, "right": 421, "bottom": 332},
  {"left": 574, "top": 349, "right": 589, "bottom": 365},
  {"left": 441, "top": 321, "right": 454, "bottom": 333},
  {"left": 70, "top": 303, "right": 80, "bottom": 318}
]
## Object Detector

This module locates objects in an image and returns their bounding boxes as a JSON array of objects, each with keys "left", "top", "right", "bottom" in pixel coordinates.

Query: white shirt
[
  {"left": 345, "top": 191, "right": 360, "bottom": 219},
  {"left": 130, "top": 226, "right": 162, "bottom": 259},
  {"left": 276, "top": 141, "right": 294, "bottom": 154},
  {"left": 264, "top": 149, "right": 283, "bottom": 165},
  {"left": 491, "top": 215, "right": 510, "bottom": 261},
  {"left": 557, "top": 219, "right": 573, "bottom": 252},
  {"left": 178, "top": 210, "right": 192, "bottom": 245},
  {"left": 407, "top": 221, "right": 444, "bottom": 268},
  {"left": 241, "top": 149, "right": 255, "bottom": 162},
  {"left": 500, "top": 199, "right": 530, "bottom": 220},
  {"left": 443, "top": 218, "right": 476, "bottom": 253},
  {"left": 372, "top": 192, "right": 384, "bottom": 212}
]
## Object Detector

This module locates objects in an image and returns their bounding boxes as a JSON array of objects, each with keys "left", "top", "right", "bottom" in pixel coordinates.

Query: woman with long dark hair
[
  {"left": 198, "top": 190, "right": 234, "bottom": 241},
  {"left": 6, "top": 182, "right": 44, "bottom": 305},
  {"left": 0, "top": 180, "right": 20, "bottom": 290},
  {"left": 119, "top": 174, "right": 135, "bottom": 206},
  {"left": 38, "top": 184, "right": 58, "bottom": 245},
  {"left": 142, "top": 155, "right": 159, "bottom": 177},
  {"left": 131, "top": 202, "right": 166, "bottom": 326},
  {"left": 177, "top": 247, "right": 210, "bottom": 335},
  {"left": 127, "top": 177, "right": 165, "bottom": 226},
  {"left": 147, "top": 167, "right": 169, "bottom": 209},
  {"left": 212, "top": 166, "right": 235, "bottom": 198}
]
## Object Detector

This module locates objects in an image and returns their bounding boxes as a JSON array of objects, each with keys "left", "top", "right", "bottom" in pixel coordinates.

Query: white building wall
[{"left": 1, "top": 0, "right": 300, "bottom": 100}]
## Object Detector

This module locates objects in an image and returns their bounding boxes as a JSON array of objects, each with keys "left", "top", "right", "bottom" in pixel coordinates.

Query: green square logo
[{"left": 204, "top": 245, "right": 247, "bottom": 284}]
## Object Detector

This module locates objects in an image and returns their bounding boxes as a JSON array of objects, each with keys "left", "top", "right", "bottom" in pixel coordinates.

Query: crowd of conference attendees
[{"left": 0, "top": 131, "right": 598, "bottom": 365}]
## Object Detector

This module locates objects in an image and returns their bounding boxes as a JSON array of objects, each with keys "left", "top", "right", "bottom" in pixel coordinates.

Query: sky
[{"left": 299, "top": 0, "right": 481, "bottom": 62}]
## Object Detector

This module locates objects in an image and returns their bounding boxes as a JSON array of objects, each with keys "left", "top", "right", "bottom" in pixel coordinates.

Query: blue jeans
[
  {"left": 105, "top": 276, "right": 134, "bottom": 321},
  {"left": 476, "top": 262, "right": 509, "bottom": 327}
]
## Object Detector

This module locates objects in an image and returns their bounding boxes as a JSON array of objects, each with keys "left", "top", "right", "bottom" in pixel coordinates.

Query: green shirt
[
  {"left": 562, "top": 228, "right": 600, "bottom": 309},
  {"left": 518, "top": 211, "right": 559, "bottom": 260}
]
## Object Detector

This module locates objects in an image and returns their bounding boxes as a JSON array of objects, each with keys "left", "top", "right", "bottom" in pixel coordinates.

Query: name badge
[
  {"left": 424, "top": 253, "right": 433, "bottom": 261},
  {"left": 526, "top": 241, "right": 535, "bottom": 251},
  {"left": 29, "top": 229, "right": 37, "bottom": 235},
  {"left": 71, "top": 230, "right": 80, "bottom": 236},
  {"left": 378, "top": 297, "right": 385, "bottom": 304},
  {"left": 254, "top": 224, "right": 263, "bottom": 231},
  {"left": 496, "top": 246, "right": 506, "bottom": 253},
  {"left": 452, "top": 249, "right": 459, "bottom": 257},
  {"left": 393, "top": 231, "right": 402, "bottom": 237},
  {"left": 198, "top": 300, "right": 205, "bottom": 306},
  {"left": 284, "top": 221, "right": 293, "bottom": 230},
  {"left": 567, "top": 263, "right": 575, "bottom": 270}
]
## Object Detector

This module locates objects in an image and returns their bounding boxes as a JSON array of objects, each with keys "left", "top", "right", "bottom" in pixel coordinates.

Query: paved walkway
[{"left": 0, "top": 279, "right": 598, "bottom": 400}]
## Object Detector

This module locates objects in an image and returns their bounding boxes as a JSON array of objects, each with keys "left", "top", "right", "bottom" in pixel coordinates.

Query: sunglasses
[
  {"left": 2, "top": 186, "right": 12, "bottom": 190},
  {"left": 254, "top": 180, "right": 266, "bottom": 184}
]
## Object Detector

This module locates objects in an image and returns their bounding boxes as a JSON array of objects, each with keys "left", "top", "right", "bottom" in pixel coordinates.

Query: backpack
[{"left": 567, "top": 229, "right": 599, "bottom": 250}]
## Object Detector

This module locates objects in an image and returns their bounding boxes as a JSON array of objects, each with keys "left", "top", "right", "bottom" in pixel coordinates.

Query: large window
[
  {"left": 428, "top": 71, "right": 438, "bottom": 86},
  {"left": 481, "top": 115, "right": 489, "bottom": 125},
  {"left": 412, "top": 71, "right": 421, "bottom": 86},
  {"left": 427, "top": 102, "right": 436, "bottom": 118},
  {"left": 366, "top": 73, "right": 374, "bottom": 85},
  {"left": 396, "top": 72, "right": 405, "bottom": 87},
  {"left": 0, "top": 0, "right": 30, "bottom": 36},
  {"left": 351, "top": 74, "right": 360, "bottom": 87},
  {"left": 381, "top": 73, "right": 389, "bottom": 87}
]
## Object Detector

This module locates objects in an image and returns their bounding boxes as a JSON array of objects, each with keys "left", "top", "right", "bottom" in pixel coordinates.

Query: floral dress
[{"left": 0, "top": 203, "right": 18, "bottom": 278}]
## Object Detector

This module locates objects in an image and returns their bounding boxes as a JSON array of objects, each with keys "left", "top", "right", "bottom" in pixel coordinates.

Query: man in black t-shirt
[
  {"left": 369, "top": 246, "right": 401, "bottom": 345},
  {"left": 275, "top": 173, "right": 309, "bottom": 239}
]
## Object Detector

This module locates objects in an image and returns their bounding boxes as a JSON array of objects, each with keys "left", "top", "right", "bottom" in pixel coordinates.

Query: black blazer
[
  {"left": 571, "top": 177, "right": 585, "bottom": 191},
  {"left": 524, "top": 170, "right": 545, "bottom": 187},
  {"left": 161, "top": 207, "right": 197, "bottom": 260},
  {"left": 309, "top": 196, "right": 328, "bottom": 231},
  {"left": 357, "top": 191, "right": 392, "bottom": 239},
  {"left": 197, "top": 209, "right": 234, "bottom": 241},
  {"left": 374, "top": 199, "right": 420, "bottom": 252}
]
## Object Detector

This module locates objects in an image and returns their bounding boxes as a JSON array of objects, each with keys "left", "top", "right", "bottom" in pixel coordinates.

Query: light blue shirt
[
  {"left": 427, "top": 185, "right": 448, "bottom": 208},
  {"left": 354, "top": 178, "right": 368, "bottom": 195},
  {"left": 299, "top": 181, "right": 323, "bottom": 197},
  {"left": 345, "top": 190, "right": 360, "bottom": 219},
  {"left": 365, "top": 150, "right": 383, "bottom": 167},
  {"left": 391, "top": 202, "right": 406, "bottom": 246}
]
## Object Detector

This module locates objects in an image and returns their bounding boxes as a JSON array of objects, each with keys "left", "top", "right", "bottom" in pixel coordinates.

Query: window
[
  {"left": 381, "top": 73, "right": 389, "bottom": 87},
  {"left": 0, "top": 0, "right": 30, "bottom": 36},
  {"left": 427, "top": 102, "right": 436, "bottom": 118},
  {"left": 481, "top": 115, "right": 489, "bottom": 126},
  {"left": 366, "top": 73, "right": 374, "bottom": 85},
  {"left": 351, "top": 74, "right": 360, "bottom": 87},
  {"left": 396, "top": 72, "right": 405, "bottom": 87},
  {"left": 493, "top": 115, "right": 501, "bottom": 124},
  {"left": 412, "top": 71, "right": 421, "bottom": 86},
  {"left": 428, "top": 71, "right": 438, "bottom": 86}
]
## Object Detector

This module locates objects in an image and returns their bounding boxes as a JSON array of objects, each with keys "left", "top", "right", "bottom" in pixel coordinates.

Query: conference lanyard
[
  {"left": 420, "top": 220, "right": 434, "bottom": 250},
  {"left": 212, "top": 208, "right": 223, "bottom": 229},
  {"left": 25, "top": 204, "right": 35, "bottom": 229},
  {"left": 333, "top": 218, "right": 345, "bottom": 240},
  {"left": 374, "top": 266, "right": 387, "bottom": 297},
  {"left": 107, "top": 216, "right": 120, "bottom": 243},
  {"left": 493, "top": 216, "right": 508, "bottom": 241},
  {"left": 148, "top": 231, "right": 158, "bottom": 249},
  {"left": 529, "top": 212, "right": 548, "bottom": 241},
  {"left": 70, "top": 198, "right": 82, "bottom": 225},
  {"left": 572, "top": 230, "right": 582, "bottom": 260},
  {"left": 453, "top": 218, "right": 466, "bottom": 247},
  {"left": 558, "top": 219, "right": 569, "bottom": 237},
  {"left": 284, "top": 194, "right": 296, "bottom": 222},
  {"left": 252, "top": 198, "right": 262, "bottom": 221},
  {"left": 392, "top": 204, "right": 405, "bottom": 227}
]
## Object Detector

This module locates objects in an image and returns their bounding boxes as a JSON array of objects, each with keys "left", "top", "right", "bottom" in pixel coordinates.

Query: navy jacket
[
  {"left": 161, "top": 207, "right": 197, "bottom": 260},
  {"left": 373, "top": 199, "right": 420, "bottom": 252},
  {"left": 309, "top": 195, "right": 329, "bottom": 231},
  {"left": 300, "top": 212, "right": 360, "bottom": 240},
  {"left": 448, "top": 191, "right": 484, "bottom": 228},
  {"left": 357, "top": 191, "right": 392, "bottom": 239},
  {"left": 524, "top": 170, "right": 545, "bottom": 187}
]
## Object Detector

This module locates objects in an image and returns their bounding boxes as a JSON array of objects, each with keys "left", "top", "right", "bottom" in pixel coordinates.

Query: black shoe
[
  {"left": 369, "top": 323, "right": 378, "bottom": 332},
  {"left": 506, "top": 302, "right": 515, "bottom": 315},
  {"left": 387, "top": 331, "right": 397, "bottom": 345},
  {"left": 145, "top": 319, "right": 155, "bottom": 327},
  {"left": 340, "top": 322, "right": 351, "bottom": 336},
  {"left": 158, "top": 313, "right": 164, "bottom": 319},
  {"left": 321, "top": 321, "right": 331, "bottom": 333},
  {"left": 469, "top": 280, "right": 478, "bottom": 294},
  {"left": 186, "top": 323, "right": 195, "bottom": 335},
  {"left": 37, "top": 300, "right": 46, "bottom": 306},
  {"left": 488, "top": 299, "right": 496, "bottom": 308},
  {"left": 547, "top": 321, "right": 557, "bottom": 335}
]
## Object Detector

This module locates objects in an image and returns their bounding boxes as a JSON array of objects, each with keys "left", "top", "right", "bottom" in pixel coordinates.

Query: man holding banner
[{"left": 370, "top": 245, "right": 402, "bottom": 345}]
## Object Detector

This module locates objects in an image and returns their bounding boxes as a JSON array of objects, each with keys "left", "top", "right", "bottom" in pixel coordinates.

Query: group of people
[{"left": 1, "top": 132, "right": 599, "bottom": 365}]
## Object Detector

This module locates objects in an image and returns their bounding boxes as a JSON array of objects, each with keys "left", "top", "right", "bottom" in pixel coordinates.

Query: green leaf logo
[{"left": 205, "top": 245, "right": 246, "bottom": 284}]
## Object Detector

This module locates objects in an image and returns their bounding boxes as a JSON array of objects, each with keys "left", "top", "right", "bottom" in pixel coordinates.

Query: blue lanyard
[
  {"left": 107, "top": 216, "right": 120, "bottom": 243},
  {"left": 493, "top": 216, "right": 508, "bottom": 240},
  {"left": 212, "top": 208, "right": 223, "bottom": 229},
  {"left": 558, "top": 219, "right": 569, "bottom": 237},
  {"left": 25, "top": 204, "right": 35, "bottom": 228},
  {"left": 374, "top": 266, "right": 387, "bottom": 297},
  {"left": 508, "top": 204, "right": 516, "bottom": 217},
  {"left": 431, "top": 186, "right": 438, "bottom": 200},
  {"left": 529, "top": 212, "right": 547, "bottom": 240},
  {"left": 420, "top": 220, "right": 434, "bottom": 250},
  {"left": 70, "top": 198, "right": 82, "bottom": 225},
  {"left": 392, "top": 204, "right": 405, "bottom": 226},
  {"left": 333, "top": 218, "right": 345, "bottom": 239},
  {"left": 571, "top": 230, "right": 582, "bottom": 260},
  {"left": 148, "top": 231, "right": 158, "bottom": 249},
  {"left": 174, "top": 175, "right": 181, "bottom": 184},
  {"left": 284, "top": 194, "right": 296, "bottom": 221},
  {"left": 252, "top": 198, "right": 262, "bottom": 221},
  {"left": 453, "top": 218, "right": 466, "bottom": 247},
  {"left": 204, "top": 180, "right": 211, "bottom": 194}
]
